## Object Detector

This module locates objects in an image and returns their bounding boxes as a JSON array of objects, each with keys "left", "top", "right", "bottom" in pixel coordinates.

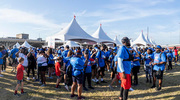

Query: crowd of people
[{"left": 0, "top": 37, "right": 179, "bottom": 100}]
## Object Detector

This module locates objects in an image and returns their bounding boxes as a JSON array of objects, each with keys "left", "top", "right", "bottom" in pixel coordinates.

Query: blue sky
[{"left": 0, "top": 0, "right": 180, "bottom": 45}]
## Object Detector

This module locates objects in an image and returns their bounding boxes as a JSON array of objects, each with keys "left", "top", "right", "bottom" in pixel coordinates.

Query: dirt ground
[{"left": 0, "top": 64, "right": 180, "bottom": 100}]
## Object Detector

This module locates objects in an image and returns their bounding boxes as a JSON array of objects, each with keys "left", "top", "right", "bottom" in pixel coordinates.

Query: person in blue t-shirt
[
  {"left": 10, "top": 46, "right": 19, "bottom": 72},
  {"left": 113, "top": 43, "right": 118, "bottom": 52},
  {"left": 90, "top": 49, "right": 98, "bottom": 83},
  {"left": 82, "top": 50, "right": 95, "bottom": 91},
  {"left": 47, "top": 48, "right": 55, "bottom": 79},
  {"left": 63, "top": 50, "right": 73, "bottom": 91},
  {"left": 151, "top": 45, "right": 166, "bottom": 91},
  {"left": 132, "top": 49, "right": 140, "bottom": 86},
  {"left": 167, "top": 50, "right": 173, "bottom": 70},
  {"left": 142, "top": 48, "right": 154, "bottom": 83},
  {"left": 96, "top": 45, "right": 106, "bottom": 84},
  {"left": 117, "top": 37, "right": 132, "bottom": 100},
  {"left": 70, "top": 50, "right": 88, "bottom": 100},
  {"left": 0, "top": 47, "right": 4, "bottom": 77},
  {"left": 62, "top": 45, "right": 69, "bottom": 58},
  {"left": 105, "top": 48, "right": 111, "bottom": 72},
  {"left": 109, "top": 51, "right": 116, "bottom": 79}
]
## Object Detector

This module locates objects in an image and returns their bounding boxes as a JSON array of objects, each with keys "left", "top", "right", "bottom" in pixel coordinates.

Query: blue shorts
[{"left": 72, "top": 74, "right": 83, "bottom": 84}]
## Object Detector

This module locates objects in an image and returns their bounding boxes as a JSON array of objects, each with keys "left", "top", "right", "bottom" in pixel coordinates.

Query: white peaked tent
[
  {"left": 145, "top": 34, "right": 153, "bottom": 45},
  {"left": 114, "top": 36, "right": 121, "bottom": 45},
  {"left": 64, "top": 41, "right": 80, "bottom": 47},
  {"left": 50, "top": 16, "right": 97, "bottom": 43},
  {"left": 92, "top": 24, "right": 114, "bottom": 43},
  {"left": 132, "top": 31, "right": 150, "bottom": 46},
  {"left": 13, "top": 42, "right": 21, "bottom": 48},
  {"left": 150, "top": 38, "right": 157, "bottom": 46},
  {"left": 21, "top": 41, "right": 32, "bottom": 48}
]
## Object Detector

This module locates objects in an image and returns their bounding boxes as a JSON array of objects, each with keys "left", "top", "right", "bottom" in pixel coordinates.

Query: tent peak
[
  {"left": 100, "top": 23, "right": 102, "bottom": 26},
  {"left": 74, "top": 15, "right": 76, "bottom": 19}
]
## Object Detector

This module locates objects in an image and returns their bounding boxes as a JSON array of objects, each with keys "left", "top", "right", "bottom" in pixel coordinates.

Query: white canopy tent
[
  {"left": 132, "top": 31, "right": 150, "bottom": 46},
  {"left": 64, "top": 41, "right": 80, "bottom": 47},
  {"left": 150, "top": 38, "right": 157, "bottom": 46},
  {"left": 21, "top": 41, "right": 32, "bottom": 48},
  {"left": 49, "top": 16, "right": 97, "bottom": 43},
  {"left": 92, "top": 24, "right": 114, "bottom": 43},
  {"left": 114, "top": 36, "right": 121, "bottom": 45},
  {"left": 13, "top": 42, "right": 21, "bottom": 48},
  {"left": 145, "top": 34, "right": 153, "bottom": 45}
]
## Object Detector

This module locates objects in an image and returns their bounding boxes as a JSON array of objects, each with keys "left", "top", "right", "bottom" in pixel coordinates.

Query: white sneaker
[
  {"left": 65, "top": 85, "right": 69, "bottom": 91},
  {"left": 27, "top": 77, "right": 30, "bottom": 80},
  {"left": 92, "top": 79, "right": 96, "bottom": 82},
  {"left": 129, "top": 87, "right": 134, "bottom": 91},
  {"left": 33, "top": 77, "right": 35, "bottom": 80},
  {"left": 11, "top": 69, "right": 14, "bottom": 72},
  {"left": 41, "top": 84, "right": 46, "bottom": 87},
  {"left": 0, "top": 74, "right": 3, "bottom": 77}
]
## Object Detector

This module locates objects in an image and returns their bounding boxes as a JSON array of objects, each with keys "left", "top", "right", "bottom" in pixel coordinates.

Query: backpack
[{"left": 66, "top": 64, "right": 72, "bottom": 77}]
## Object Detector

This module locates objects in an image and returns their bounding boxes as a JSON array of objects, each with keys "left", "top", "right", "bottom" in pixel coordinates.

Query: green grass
[{"left": 0, "top": 64, "right": 180, "bottom": 100}]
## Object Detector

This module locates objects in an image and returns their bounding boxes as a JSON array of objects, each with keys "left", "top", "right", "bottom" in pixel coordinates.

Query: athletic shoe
[
  {"left": 109, "top": 85, "right": 114, "bottom": 90},
  {"left": 101, "top": 80, "right": 107, "bottom": 83},
  {"left": 21, "top": 92, "right": 27, "bottom": 95},
  {"left": 77, "top": 96, "right": 85, "bottom": 100},
  {"left": 70, "top": 94, "right": 78, "bottom": 98},
  {"left": 33, "top": 77, "right": 35, "bottom": 80},
  {"left": 41, "top": 84, "right": 46, "bottom": 87},
  {"left": 11, "top": 69, "right": 14, "bottom": 72},
  {"left": 49, "top": 77, "right": 53, "bottom": 79},
  {"left": 92, "top": 79, "right": 96, "bottom": 82},
  {"left": 88, "top": 86, "right": 94, "bottom": 89},
  {"left": 116, "top": 85, "right": 120, "bottom": 88},
  {"left": 129, "top": 87, "right": 134, "bottom": 91},
  {"left": 65, "top": 85, "right": 69, "bottom": 91},
  {"left": 0, "top": 74, "right": 3, "bottom": 77},
  {"left": 14, "top": 93, "right": 20, "bottom": 97},
  {"left": 38, "top": 82, "right": 42, "bottom": 85},
  {"left": 156, "top": 87, "right": 161, "bottom": 91},
  {"left": 83, "top": 87, "right": 88, "bottom": 91},
  {"left": 151, "top": 85, "right": 156, "bottom": 88},
  {"left": 108, "top": 70, "right": 110, "bottom": 72},
  {"left": 35, "top": 79, "right": 39, "bottom": 82},
  {"left": 27, "top": 77, "right": 30, "bottom": 80}
]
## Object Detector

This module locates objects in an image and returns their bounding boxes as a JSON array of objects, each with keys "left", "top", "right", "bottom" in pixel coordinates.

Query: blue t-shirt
[
  {"left": 167, "top": 53, "right": 173, "bottom": 61},
  {"left": 63, "top": 56, "right": 71, "bottom": 68},
  {"left": 153, "top": 52, "right": 166, "bottom": 71},
  {"left": 96, "top": 50, "right": 106, "bottom": 67},
  {"left": 117, "top": 46, "right": 131, "bottom": 74},
  {"left": 113, "top": 47, "right": 117, "bottom": 52},
  {"left": 62, "top": 50, "right": 69, "bottom": 58},
  {"left": 145, "top": 53, "right": 154, "bottom": 65},
  {"left": 82, "top": 57, "right": 92, "bottom": 73},
  {"left": 105, "top": 51, "right": 111, "bottom": 58},
  {"left": 10, "top": 48, "right": 19, "bottom": 58},
  {"left": 70, "top": 56, "right": 85, "bottom": 76},
  {"left": 0, "top": 52, "right": 3, "bottom": 65},
  {"left": 48, "top": 54, "right": 54, "bottom": 64},
  {"left": 57, "top": 50, "right": 61, "bottom": 56},
  {"left": 108, "top": 54, "right": 114, "bottom": 62},
  {"left": 133, "top": 52, "right": 140, "bottom": 66}
]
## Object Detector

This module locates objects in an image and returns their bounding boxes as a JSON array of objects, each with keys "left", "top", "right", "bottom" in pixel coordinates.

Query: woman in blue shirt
[
  {"left": 132, "top": 49, "right": 140, "bottom": 85},
  {"left": 167, "top": 50, "right": 173, "bottom": 70},
  {"left": 47, "top": 48, "right": 55, "bottom": 79}
]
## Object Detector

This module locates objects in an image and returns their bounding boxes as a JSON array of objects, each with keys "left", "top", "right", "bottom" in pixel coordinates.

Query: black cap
[
  {"left": 121, "top": 37, "right": 130, "bottom": 43},
  {"left": 66, "top": 45, "right": 69, "bottom": 48}
]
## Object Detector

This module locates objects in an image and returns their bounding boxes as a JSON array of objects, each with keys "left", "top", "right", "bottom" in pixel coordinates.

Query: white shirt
[
  {"left": 18, "top": 53, "right": 28, "bottom": 67},
  {"left": 37, "top": 55, "right": 48, "bottom": 66}
]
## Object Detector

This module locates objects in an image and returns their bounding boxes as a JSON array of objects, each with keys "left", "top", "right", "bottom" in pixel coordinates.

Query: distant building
[{"left": 16, "top": 33, "right": 29, "bottom": 39}]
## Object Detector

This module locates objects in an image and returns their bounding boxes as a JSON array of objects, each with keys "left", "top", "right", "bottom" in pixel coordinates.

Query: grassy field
[{"left": 0, "top": 64, "right": 180, "bottom": 100}]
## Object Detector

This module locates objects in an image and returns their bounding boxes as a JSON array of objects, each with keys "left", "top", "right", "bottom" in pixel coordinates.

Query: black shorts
[
  {"left": 12, "top": 58, "right": 17, "bottom": 64},
  {"left": 153, "top": 70, "right": 164, "bottom": 79},
  {"left": 17, "top": 79, "right": 23, "bottom": 84},
  {"left": 57, "top": 75, "right": 62, "bottom": 79},
  {"left": 72, "top": 74, "right": 83, "bottom": 84},
  {"left": 39, "top": 66, "right": 47, "bottom": 72},
  {"left": 98, "top": 67, "right": 105, "bottom": 76},
  {"left": 48, "top": 64, "right": 54, "bottom": 68},
  {"left": 92, "top": 65, "right": 96, "bottom": 69}
]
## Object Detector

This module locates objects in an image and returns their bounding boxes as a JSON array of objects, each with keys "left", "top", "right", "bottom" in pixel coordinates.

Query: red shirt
[
  {"left": 174, "top": 49, "right": 178, "bottom": 56},
  {"left": 55, "top": 62, "right": 61, "bottom": 76},
  {"left": 16, "top": 64, "right": 25, "bottom": 80}
]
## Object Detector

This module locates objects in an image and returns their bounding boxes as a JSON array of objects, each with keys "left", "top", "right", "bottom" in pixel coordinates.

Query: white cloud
[{"left": 0, "top": 8, "right": 60, "bottom": 29}]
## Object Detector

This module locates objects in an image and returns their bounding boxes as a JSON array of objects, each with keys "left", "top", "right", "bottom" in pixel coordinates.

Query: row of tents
[
  {"left": 13, "top": 41, "right": 32, "bottom": 48},
  {"left": 47, "top": 16, "right": 157, "bottom": 47}
]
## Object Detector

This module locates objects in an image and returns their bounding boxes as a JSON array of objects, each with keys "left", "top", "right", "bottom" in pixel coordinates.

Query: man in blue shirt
[
  {"left": 151, "top": 45, "right": 166, "bottom": 91},
  {"left": 10, "top": 46, "right": 19, "bottom": 72},
  {"left": 70, "top": 50, "right": 88, "bottom": 100},
  {"left": 62, "top": 45, "right": 69, "bottom": 58},
  {"left": 96, "top": 44, "right": 106, "bottom": 84},
  {"left": 117, "top": 37, "right": 132, "bottom": 100}
]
